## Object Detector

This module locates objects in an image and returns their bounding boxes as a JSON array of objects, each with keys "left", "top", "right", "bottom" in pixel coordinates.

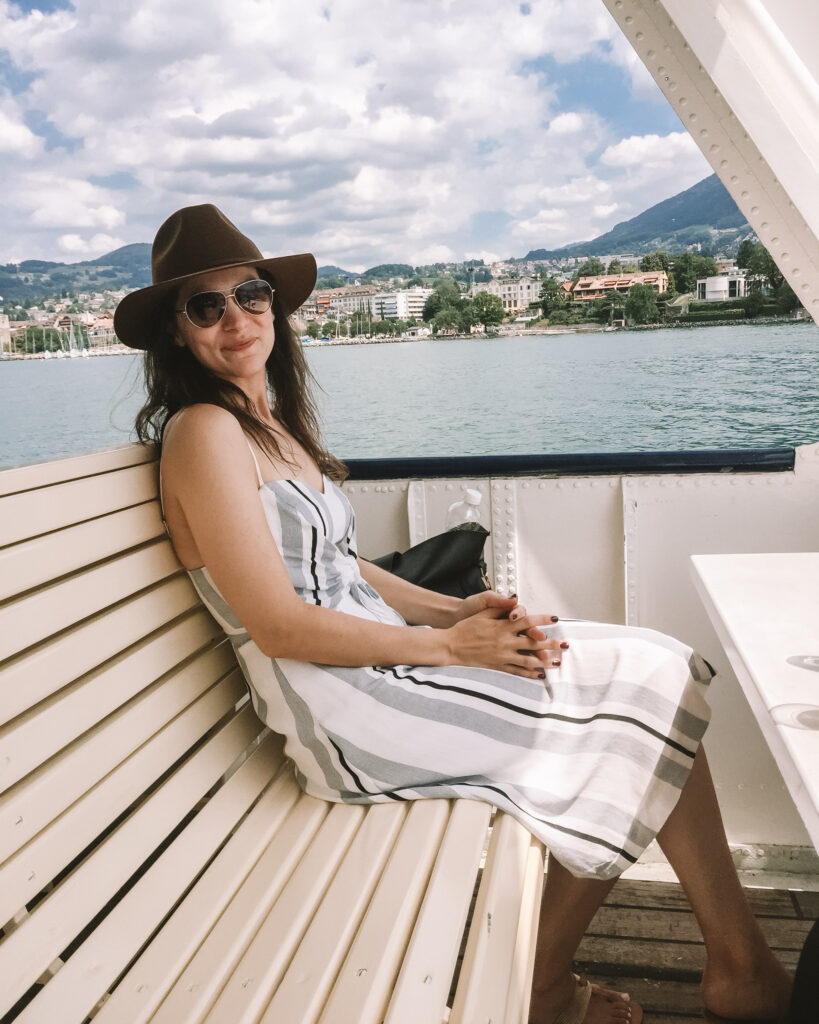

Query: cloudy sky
[{"left": 0, "top": 0, "right": 712, "bottom": 271}]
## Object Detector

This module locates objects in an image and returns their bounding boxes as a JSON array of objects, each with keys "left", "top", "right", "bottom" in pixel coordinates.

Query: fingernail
[
  {"left": 538, "top": 671, "right": 546, "bottom": 679},
  {"left": 560, "top": 641, "right": 569, "bottom": 650},
  {"left": 510, "top": 593, "right": 518, "bottom": 599},
  {"left": 552, "top": 659, "right": 561, "bottom": 667},
  {"left": 551, "top": 615, "right": 559, "bottom": 622}
]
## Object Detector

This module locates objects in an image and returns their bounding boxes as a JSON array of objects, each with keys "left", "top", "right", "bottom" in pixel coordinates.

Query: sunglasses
[{"left": 176, "top": 278, "right": 275, "bottom": 328}]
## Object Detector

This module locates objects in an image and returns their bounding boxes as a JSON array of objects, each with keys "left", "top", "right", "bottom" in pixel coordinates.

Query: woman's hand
[{"left": 445, "top": 595, "right": 567, "bottom": 679}]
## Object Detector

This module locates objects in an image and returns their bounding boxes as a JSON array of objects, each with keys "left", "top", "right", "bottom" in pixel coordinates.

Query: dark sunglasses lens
[
  {"left": 186, "top": 291, "right": 227, "bottom": 327},
  {"left": 235, "top": 279, "right": 274, "bottom": 314}
]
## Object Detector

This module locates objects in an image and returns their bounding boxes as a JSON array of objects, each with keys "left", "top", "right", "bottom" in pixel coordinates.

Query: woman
[{"left": 115, "top": 204, "right": 793, "bottom": 1024}]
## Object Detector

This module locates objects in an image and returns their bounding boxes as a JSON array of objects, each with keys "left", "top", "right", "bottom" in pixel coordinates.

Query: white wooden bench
[{"left": 0, "top": 443, "right": 545, "bottom": 1024}]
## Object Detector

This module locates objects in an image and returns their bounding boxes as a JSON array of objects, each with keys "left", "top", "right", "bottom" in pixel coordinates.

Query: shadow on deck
[{"left": 576, "top": 878, "right": 817, "bottom": 1022}]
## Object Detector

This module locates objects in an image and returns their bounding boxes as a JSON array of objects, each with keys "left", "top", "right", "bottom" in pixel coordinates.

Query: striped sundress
[{"left": 187, "top": 451, "right": 713, "bottom": 881}]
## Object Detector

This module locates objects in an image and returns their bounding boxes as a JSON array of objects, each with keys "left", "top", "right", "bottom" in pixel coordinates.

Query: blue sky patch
[
  {"left": 24, "top": 109, "right": 82, "bottom": 152},
  {"left": 0, "top": 52, "right": 36, "bottom": 94},
  {"left": 12, "top": 0, "right": 74, "bottom": 12},
  {"left": 524, "top": 54, "right": 683, "bottom": 138},
  {"left": 88, "top": 172, "right": 139, "bottom": 191}
]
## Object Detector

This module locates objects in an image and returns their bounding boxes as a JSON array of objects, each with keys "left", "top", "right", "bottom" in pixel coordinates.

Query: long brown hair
[{"left": 134, "top": 274, "right": 347, "bottom": 481}]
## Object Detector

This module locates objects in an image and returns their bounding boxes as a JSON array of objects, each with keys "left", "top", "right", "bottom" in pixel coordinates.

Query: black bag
[{"left": 371, "top": 522, "right": 492, "bottom": 598}]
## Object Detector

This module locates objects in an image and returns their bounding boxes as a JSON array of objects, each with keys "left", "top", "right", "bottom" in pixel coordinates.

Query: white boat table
[{"left": 691, "top": 553, "right": 819, "bottom": 853}]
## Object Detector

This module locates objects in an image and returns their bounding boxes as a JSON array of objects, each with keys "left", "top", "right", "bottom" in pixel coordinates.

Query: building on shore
[
  {"left": 372, "top": 287, "right": 433, "bottom": 320},
  {"left": 568, "top": 270, "right": 669, "bottom": 303},
  {"left": 470, "top": 276, "right": 542, "bottom": 313},
  {"left": 302, "top": 285, "right": 379, "bottom": 321},
  {"left": 0, "top": 313, "right": 10, "bottom": 355},
  {"left": 696, "top": 264, "right": 747, "bottom": 302}
]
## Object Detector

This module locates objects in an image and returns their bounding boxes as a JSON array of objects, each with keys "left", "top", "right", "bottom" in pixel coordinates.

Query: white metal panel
[
  {"left": 624, "top": 443, "right": 819, "bottom": 845},
  {"left": 602, "top": 0, "right": 819, "bottom": 322},
  {"left": 342, "top": 481, "right": 411, "bottom": 560}
]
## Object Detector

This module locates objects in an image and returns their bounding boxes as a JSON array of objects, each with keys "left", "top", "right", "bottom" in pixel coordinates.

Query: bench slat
[
  {"left": 256, "top": 804, "right": 409, "bottom": 1024},
  {"left": 0, "top": 443, "right": 153, "bottom": 498},
  {"left": 14, "top": 735, "right": 283, "bottom": 1024},
  {"left": 0, "top": 648, "right": 240, "bottom": 861},
  {"left": 0, "top": 576, "right": 200, "bottom": 726},
  {"left": 152, "top": 800, "right": 354, "bottom": 1024},
  {"left": 0, "top": 671, "right": 260, "bottom": 928},
  {"left": 0, "top": 461, "right": 157, "bottom": 546},
  {"left": 195, "top": 803, "right": 368, "bottom": 1024},
  {"left": 0, "top": 501, "right": 164, "bottom": 602},
  {"left": 1, "top": 609, "right": 222, "bottom": 793},
  {"left": 317, "top": 799, "right": 451, "bottom": 1024},
  {"left": 384, "top": 800, "right": 492, "bottom": 1024},
  {"left": 0, "top": 541, "right": 181, "bottom": 662},
  {"left": 0, "top": 704, "right": 261, "bottom": 1017},
  {"left": 449, "top": 814, "right": 544, "bottom": 1024},
  {"left": 503, "top": 844, "right": 546, "bottom": 1024},
  {"left": 92, "top": 767, "right": 303, "bottom": 1024}
]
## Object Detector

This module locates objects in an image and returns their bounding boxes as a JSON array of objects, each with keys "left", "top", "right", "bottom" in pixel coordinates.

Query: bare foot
[
  {"left": 529, "top": 973, "right": 642, "bottom": 1024},
  {"left": 702, "top": 957, "right": 793, "bottom": 1021}
]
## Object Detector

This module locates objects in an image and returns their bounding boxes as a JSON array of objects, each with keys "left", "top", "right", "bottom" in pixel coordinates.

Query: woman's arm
[{"left": 163, "top": 406, "right": 559, "bottom": 677}]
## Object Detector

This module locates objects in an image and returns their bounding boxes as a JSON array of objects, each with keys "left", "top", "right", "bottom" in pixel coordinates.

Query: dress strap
[{"left": 246, "top": 439, "right": 265, "bottom": 488}]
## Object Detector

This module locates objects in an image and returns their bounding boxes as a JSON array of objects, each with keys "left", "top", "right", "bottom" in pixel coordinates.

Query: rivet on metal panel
[
  {"left": 430, "top": 484, "right": 437, "bottom": 492},
  {"left": 389, "top": 485, "right": 396, "bottom": 492},
  {"left": 720, "top": 160, "right": 728, "bottom": 168},
  {"left": 679, "top": 97, "right": 688, "bottom": 106},
  {"left": 699, "top": 129, "right": 708, "bottom": 138},
  {"left": 741, "top": 191, "right": 750, "bottom": 199},
  {"left": 609, "top": 480, "right": 617, "bottom": 488},
  {"left": 751, "top": 206, "right": 759, "bottom": 215},
  {"left": 730, "top": 175, "right": 739, "bottom": 183},
  {"left": 15, "top": 816, "right": 23, "bottom": 825},
  {"left": 347, "top": 486, "right": 355, "bottom": 495},
  {"left": 446, "top": 483, "right": 453, "bottom": 491},
  {"left": 647, "top": 49, "right": 655, "bottom": 57},
  {"left": 573, "top": 481, "right": 581, "bottom": 489},
  {"left": 506, "top": 483, "right": 512, "bottom": 490},
  {"left": 780, "top": 252, "right": 790, "bottom": 263},
  {"left": 636, "top": 31, "right": 643, "bottom": 40},
  {"left": 492, "top": 481, "right": 501, "bottom": 491},
  {"left": 793, "top": 268, "right": 801, "bottom": 277},
  {"left": 557, "top": 481, "right": 564, "bottom": 489},
  {"left": 361, "top": 486, "right": 369, "bottom": 493},
  {"left": 356, "top": 968, "right": 367, "bottom": 977},
  {"left": 761, "top": 222, "right": 769, "bottom": 230},
  {"left": 710, "top": 144, "right": 719, "bottom": 153},
  {"left": 730, "top": 478, "right": 739, "bottom": 486},
  {"left": 522, "top": 481, "right": 529, "bottom": 489},
  {"left": 689, "top": 113, "right": 697, "bottom": 122},
  {"left": 658, "top": 65, "right": 665, "bottom": 75},
  {"left": 625, "top": 15, "right": 633, "bottom": 24},
  {"left": 507, "top": 541, "right": 515, "bottom": 550},
  {"left": 506, "top": 519, "right": 513, "bottom": 527},
  {"left": 539, "top": 482, "right": 546, "bottom": 489}
]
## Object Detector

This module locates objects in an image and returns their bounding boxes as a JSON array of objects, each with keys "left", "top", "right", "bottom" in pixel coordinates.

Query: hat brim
[{"left": 114, "top": 251, "right": 317, "bottom": 350}]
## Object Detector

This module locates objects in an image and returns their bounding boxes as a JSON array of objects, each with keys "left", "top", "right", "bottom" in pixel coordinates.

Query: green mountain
[
  {"left": 521, "top": 174, "right": 753, "bottom": 262},
  {"left": 1, "top": 243, "right": 152, "bottom": 305}
]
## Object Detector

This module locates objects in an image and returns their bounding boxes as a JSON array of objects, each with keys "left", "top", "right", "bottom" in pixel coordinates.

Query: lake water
[{"left": 2, "top": 322, "right": 819, "bottom": 471}]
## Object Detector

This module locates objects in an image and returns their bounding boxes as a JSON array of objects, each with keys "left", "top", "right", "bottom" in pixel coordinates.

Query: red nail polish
[
  {"left": 551, "top": 615, "right": 559, "bottom": 623},
  {"left": 552, "top": 659, "right": 561, "bottom": 666},
  {"left": 538, "top": 671, "right": 546, "bottom": 679},
  {"left": 560, "top": 641, "right": 569, "bottom": 650}
]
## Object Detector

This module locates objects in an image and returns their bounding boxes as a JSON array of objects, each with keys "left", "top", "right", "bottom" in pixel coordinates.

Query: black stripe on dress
[
  {"left": 289, "top": 480, "right": 328, "bottom": 535},
  {"left": 387, "top": 668, "right": 697, "bottom": 759},
  {"left": 309, "top": 525, "right": 321, "bottom": 605}
]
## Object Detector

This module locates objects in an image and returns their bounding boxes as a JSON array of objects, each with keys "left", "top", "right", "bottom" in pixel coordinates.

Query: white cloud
[
  {"left": 58, "top": 232, "right": 125, "bottom": 255},
  {"left": 547, "top": 112, "right": 585, "bottom": 136},
  {"left": 601, "top": 131, "right": 699, "bottom": 168},
  {"left": 0, "top": 0, "right": 712, "bottom": 266}
]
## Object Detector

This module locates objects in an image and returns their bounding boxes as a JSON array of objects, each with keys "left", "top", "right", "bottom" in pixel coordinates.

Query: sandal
[{"left": 552, "top": 974, "right": 642, "bottom": 1024}]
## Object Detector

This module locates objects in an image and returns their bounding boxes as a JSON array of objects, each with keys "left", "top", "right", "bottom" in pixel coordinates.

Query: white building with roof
[
  {"left": 372, "top": 287, "right": 433, "bottom": 320},
  {"left": 471, "top": 276, "right": 542, "bottom": 313}
]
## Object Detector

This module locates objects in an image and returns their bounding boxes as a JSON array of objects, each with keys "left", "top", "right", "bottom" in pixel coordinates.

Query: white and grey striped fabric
[{"left": 188, "top": 471, "right": 712, "bottom": 881}]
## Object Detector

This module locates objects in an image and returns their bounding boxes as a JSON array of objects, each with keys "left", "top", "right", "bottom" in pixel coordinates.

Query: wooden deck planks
[{"left": 574, "top": 877, "right": 816, "bottom": 1022}]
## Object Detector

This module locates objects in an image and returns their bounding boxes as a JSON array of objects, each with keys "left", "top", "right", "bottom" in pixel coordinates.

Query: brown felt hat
[{"left": 114, "top": 204, "right": 317, "bottom": 349}]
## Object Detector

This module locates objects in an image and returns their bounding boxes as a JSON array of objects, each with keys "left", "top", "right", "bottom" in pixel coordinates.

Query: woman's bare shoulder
[{"left": 162, "top": 405, "right": 249, "bottom": 481}]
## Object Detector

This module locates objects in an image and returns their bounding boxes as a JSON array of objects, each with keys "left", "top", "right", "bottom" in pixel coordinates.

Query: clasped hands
[{"left": 447, "top": 591, "right": 568, "bottom": 680}]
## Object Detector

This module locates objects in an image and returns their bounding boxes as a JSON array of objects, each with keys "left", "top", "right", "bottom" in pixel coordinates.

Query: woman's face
[{"left": 173, "top": 265, "right": 275, "bottom": 386}]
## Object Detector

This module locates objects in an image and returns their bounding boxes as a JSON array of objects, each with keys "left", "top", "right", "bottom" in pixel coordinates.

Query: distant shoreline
[{"left": 1, "top": 314, "right": 810, "bottom": 360}]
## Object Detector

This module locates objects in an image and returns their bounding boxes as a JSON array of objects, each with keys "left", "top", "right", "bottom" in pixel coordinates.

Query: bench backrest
[{"left": 0, "top": 444, "right": 269, "bottom": 1018}]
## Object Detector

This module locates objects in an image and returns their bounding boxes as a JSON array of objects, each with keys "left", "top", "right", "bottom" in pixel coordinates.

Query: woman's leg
[
  {"left": 655, "top": 748, "right": 793, "bottom": 1019},
  {"left": 528, "top": 748, "right": 792, "bottom": 1024},
  {"left": 528, "top": 860, "right": 636, "bottom": 1024}
]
